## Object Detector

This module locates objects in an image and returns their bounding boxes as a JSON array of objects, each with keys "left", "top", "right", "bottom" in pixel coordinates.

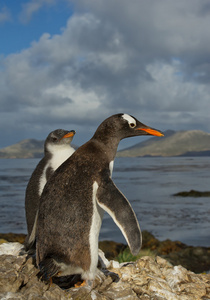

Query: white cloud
[
  {"left": 1, "top": 0, "right": 210, "bottom": 147},
  {"left": 0, "top": 6, "right": 11, "bottom": 23},
  {"left": 43, "top": 81, "right": 106, "bottom": 121},
  {"left": 19, "top": 0, "right": 56, "bottom": 23}
]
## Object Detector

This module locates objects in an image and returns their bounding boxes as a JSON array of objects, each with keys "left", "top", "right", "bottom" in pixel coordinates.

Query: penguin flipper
[
  {"left": 96, "top": 179, "right": 142, "bottom": 255},
  {"left": 24, "top": 237, "right": 36, "bottom": 253},
  {"left": 24, "top": 211, "right": 38, "bottom": 251}
]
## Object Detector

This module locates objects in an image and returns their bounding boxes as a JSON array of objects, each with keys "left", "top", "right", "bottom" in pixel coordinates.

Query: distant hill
[
  {"left": 1, "top": 130, "right": 210, "bottom": 158},
  {"left": 117, "top": 130, "right": 210, "bottom": 157},
  {"left": 0, "top": 139, "right": 45, "bottom": 159},
  {"left": 0, "top": 139, "right": 78, "bottom": 159}
]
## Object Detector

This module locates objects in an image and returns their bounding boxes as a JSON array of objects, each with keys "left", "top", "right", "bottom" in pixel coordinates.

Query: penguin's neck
[{"left": 92, "top": 135, "right": 120, "bottom": 163}]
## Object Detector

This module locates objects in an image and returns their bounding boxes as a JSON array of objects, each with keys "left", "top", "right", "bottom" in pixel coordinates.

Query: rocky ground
[
  {"left": 0, "top": 242, "right": 209, "bottom": 300},
  {"left": 1, "top": 231, "right": 210, "bottom": 274},
  {"left": 0, "top": 232, "right": 210, "bottom": 299}
]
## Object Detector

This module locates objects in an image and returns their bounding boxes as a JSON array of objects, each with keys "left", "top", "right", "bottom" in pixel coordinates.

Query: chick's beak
[
  {"left": 136, "top": 127, "right": 164, "bottom": 137},
  {"left": 62, "top": 130, "right": 76, "bottom": 139}
]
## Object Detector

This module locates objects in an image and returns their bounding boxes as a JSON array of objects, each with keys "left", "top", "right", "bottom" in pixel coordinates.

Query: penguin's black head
[
  {"left": 45, "top": 129, "right": 76, "bottom": 150},
  {"left": 93, "top": 114, "right": 163, "bottom": 142},
  {"left": 118, "top": 114, "right": 164, "bottom": 139}
]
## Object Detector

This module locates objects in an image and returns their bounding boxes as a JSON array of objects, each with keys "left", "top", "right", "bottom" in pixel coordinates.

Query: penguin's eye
[
  {"left": 129, "top": 123, "right": 136, "bottom": 128},
  {"left": 52, "top": 137, "right": 58, "bottom": 141}
]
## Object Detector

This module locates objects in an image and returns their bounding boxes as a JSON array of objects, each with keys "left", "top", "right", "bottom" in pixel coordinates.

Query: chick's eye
[
  {"left": 52, "top": 137, "right": 57, "bottom": 141},
  {"left": 129, "top": 123, "right": 136, "bottom": 128}
]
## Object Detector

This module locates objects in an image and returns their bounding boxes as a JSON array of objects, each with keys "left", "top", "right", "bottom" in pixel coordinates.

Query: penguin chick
[
  {"left": 36, "top": 114, "right": 163, "bottom": 284},
  {"left": 24, "top": 129, "right": 76, "bottom": 250}
]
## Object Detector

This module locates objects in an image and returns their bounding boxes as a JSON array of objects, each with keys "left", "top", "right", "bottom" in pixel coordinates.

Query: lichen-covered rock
[
  {"left": 107, "top": 256, "right": 210, "bottom": 300},
  {"left": 0, "top": 242, "right": 24, "bottom": 255},
  {"left": 0, "top": 254, "right": 27, "bottom": 293},
  {"left": 0, "top": 243, "right": 210, "bottom": 299}
]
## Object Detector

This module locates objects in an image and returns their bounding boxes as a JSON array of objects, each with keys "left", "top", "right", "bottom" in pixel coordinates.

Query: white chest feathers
[
  {"left": 38, "top": 144, "right": 75, "bottom": 195},
  {"left": 88, "top": 181, "right": 104, "bottom": 280},
  {"left": 47, "top": 144, "right": 75, "bottom": 170},
  {"left": 109, "top": 160, "right": 114, "bottom": 177}
]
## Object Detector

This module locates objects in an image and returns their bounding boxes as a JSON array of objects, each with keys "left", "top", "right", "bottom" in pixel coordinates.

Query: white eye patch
[{"left": 122, "top": 114, "right": 136, "bottom": 126}]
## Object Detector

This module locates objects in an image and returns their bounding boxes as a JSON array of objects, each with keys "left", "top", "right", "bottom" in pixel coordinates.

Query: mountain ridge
[
  {"left": 0, "top": 130, "right": 210, "bottom": 158},
  {"left": 0, "top": 139, "right": 45, "bottom": 159},
  {"left": 117, "top": 129, "right": 210, "bottom": 157}
]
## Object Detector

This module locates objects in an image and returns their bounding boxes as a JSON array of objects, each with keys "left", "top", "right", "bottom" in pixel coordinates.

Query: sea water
[{"left": 0, "top": 157, "right": 209, "bottom": 247}]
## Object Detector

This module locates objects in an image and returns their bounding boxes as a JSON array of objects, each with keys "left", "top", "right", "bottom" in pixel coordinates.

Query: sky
[{"left": 0, "top": 0, "right": 210, "bottom": 149}]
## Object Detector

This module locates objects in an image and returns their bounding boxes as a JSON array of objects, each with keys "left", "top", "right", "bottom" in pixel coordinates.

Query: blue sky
[
  {"left": 1, "top": 0, "right": 210, "bottom": 149},
  {"left": 0, "top": 1, "right": 73, "bottom": 55}
]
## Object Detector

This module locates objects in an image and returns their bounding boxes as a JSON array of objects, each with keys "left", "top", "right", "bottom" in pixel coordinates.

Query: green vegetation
[{"left": 115, "top": 247, "right": 156, "bottom": 263}]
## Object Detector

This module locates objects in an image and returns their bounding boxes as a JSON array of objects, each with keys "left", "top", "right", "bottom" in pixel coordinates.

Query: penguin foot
[
  {"left": 74, "top": 280, "right": 87, "bottom": 288},
  {"left": 48, "top": 272, "right": 61, "bottom": 287},
  {"left": 74, "top": 279, "right": 93, "bottom": 289}
]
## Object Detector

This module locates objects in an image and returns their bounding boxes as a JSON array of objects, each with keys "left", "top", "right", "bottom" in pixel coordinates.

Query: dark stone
[
  {"left": 162, "top": 246, "right": 210, "bottom": 273},
  {"left": 99, "top": 240, "right": 126, "bottom": 260},
  {"left": 173, "top": 189, "right": 210, "bottom": 197}
]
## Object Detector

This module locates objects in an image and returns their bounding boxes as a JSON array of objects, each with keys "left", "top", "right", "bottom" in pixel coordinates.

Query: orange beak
[
  {"left": 136, "top": 128, "right": 164, "bottom": 137},
  {"left": 61, "top": 131, "right": 76, "bottom": 139}
]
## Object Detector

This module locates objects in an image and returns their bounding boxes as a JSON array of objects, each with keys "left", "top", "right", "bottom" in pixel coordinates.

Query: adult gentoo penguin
[
  {"left": 36, "top": 114, "right": 164, "bottom": 285},
  {"left": 24, "top": 129, "right": 76, "bottom": 250}
]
